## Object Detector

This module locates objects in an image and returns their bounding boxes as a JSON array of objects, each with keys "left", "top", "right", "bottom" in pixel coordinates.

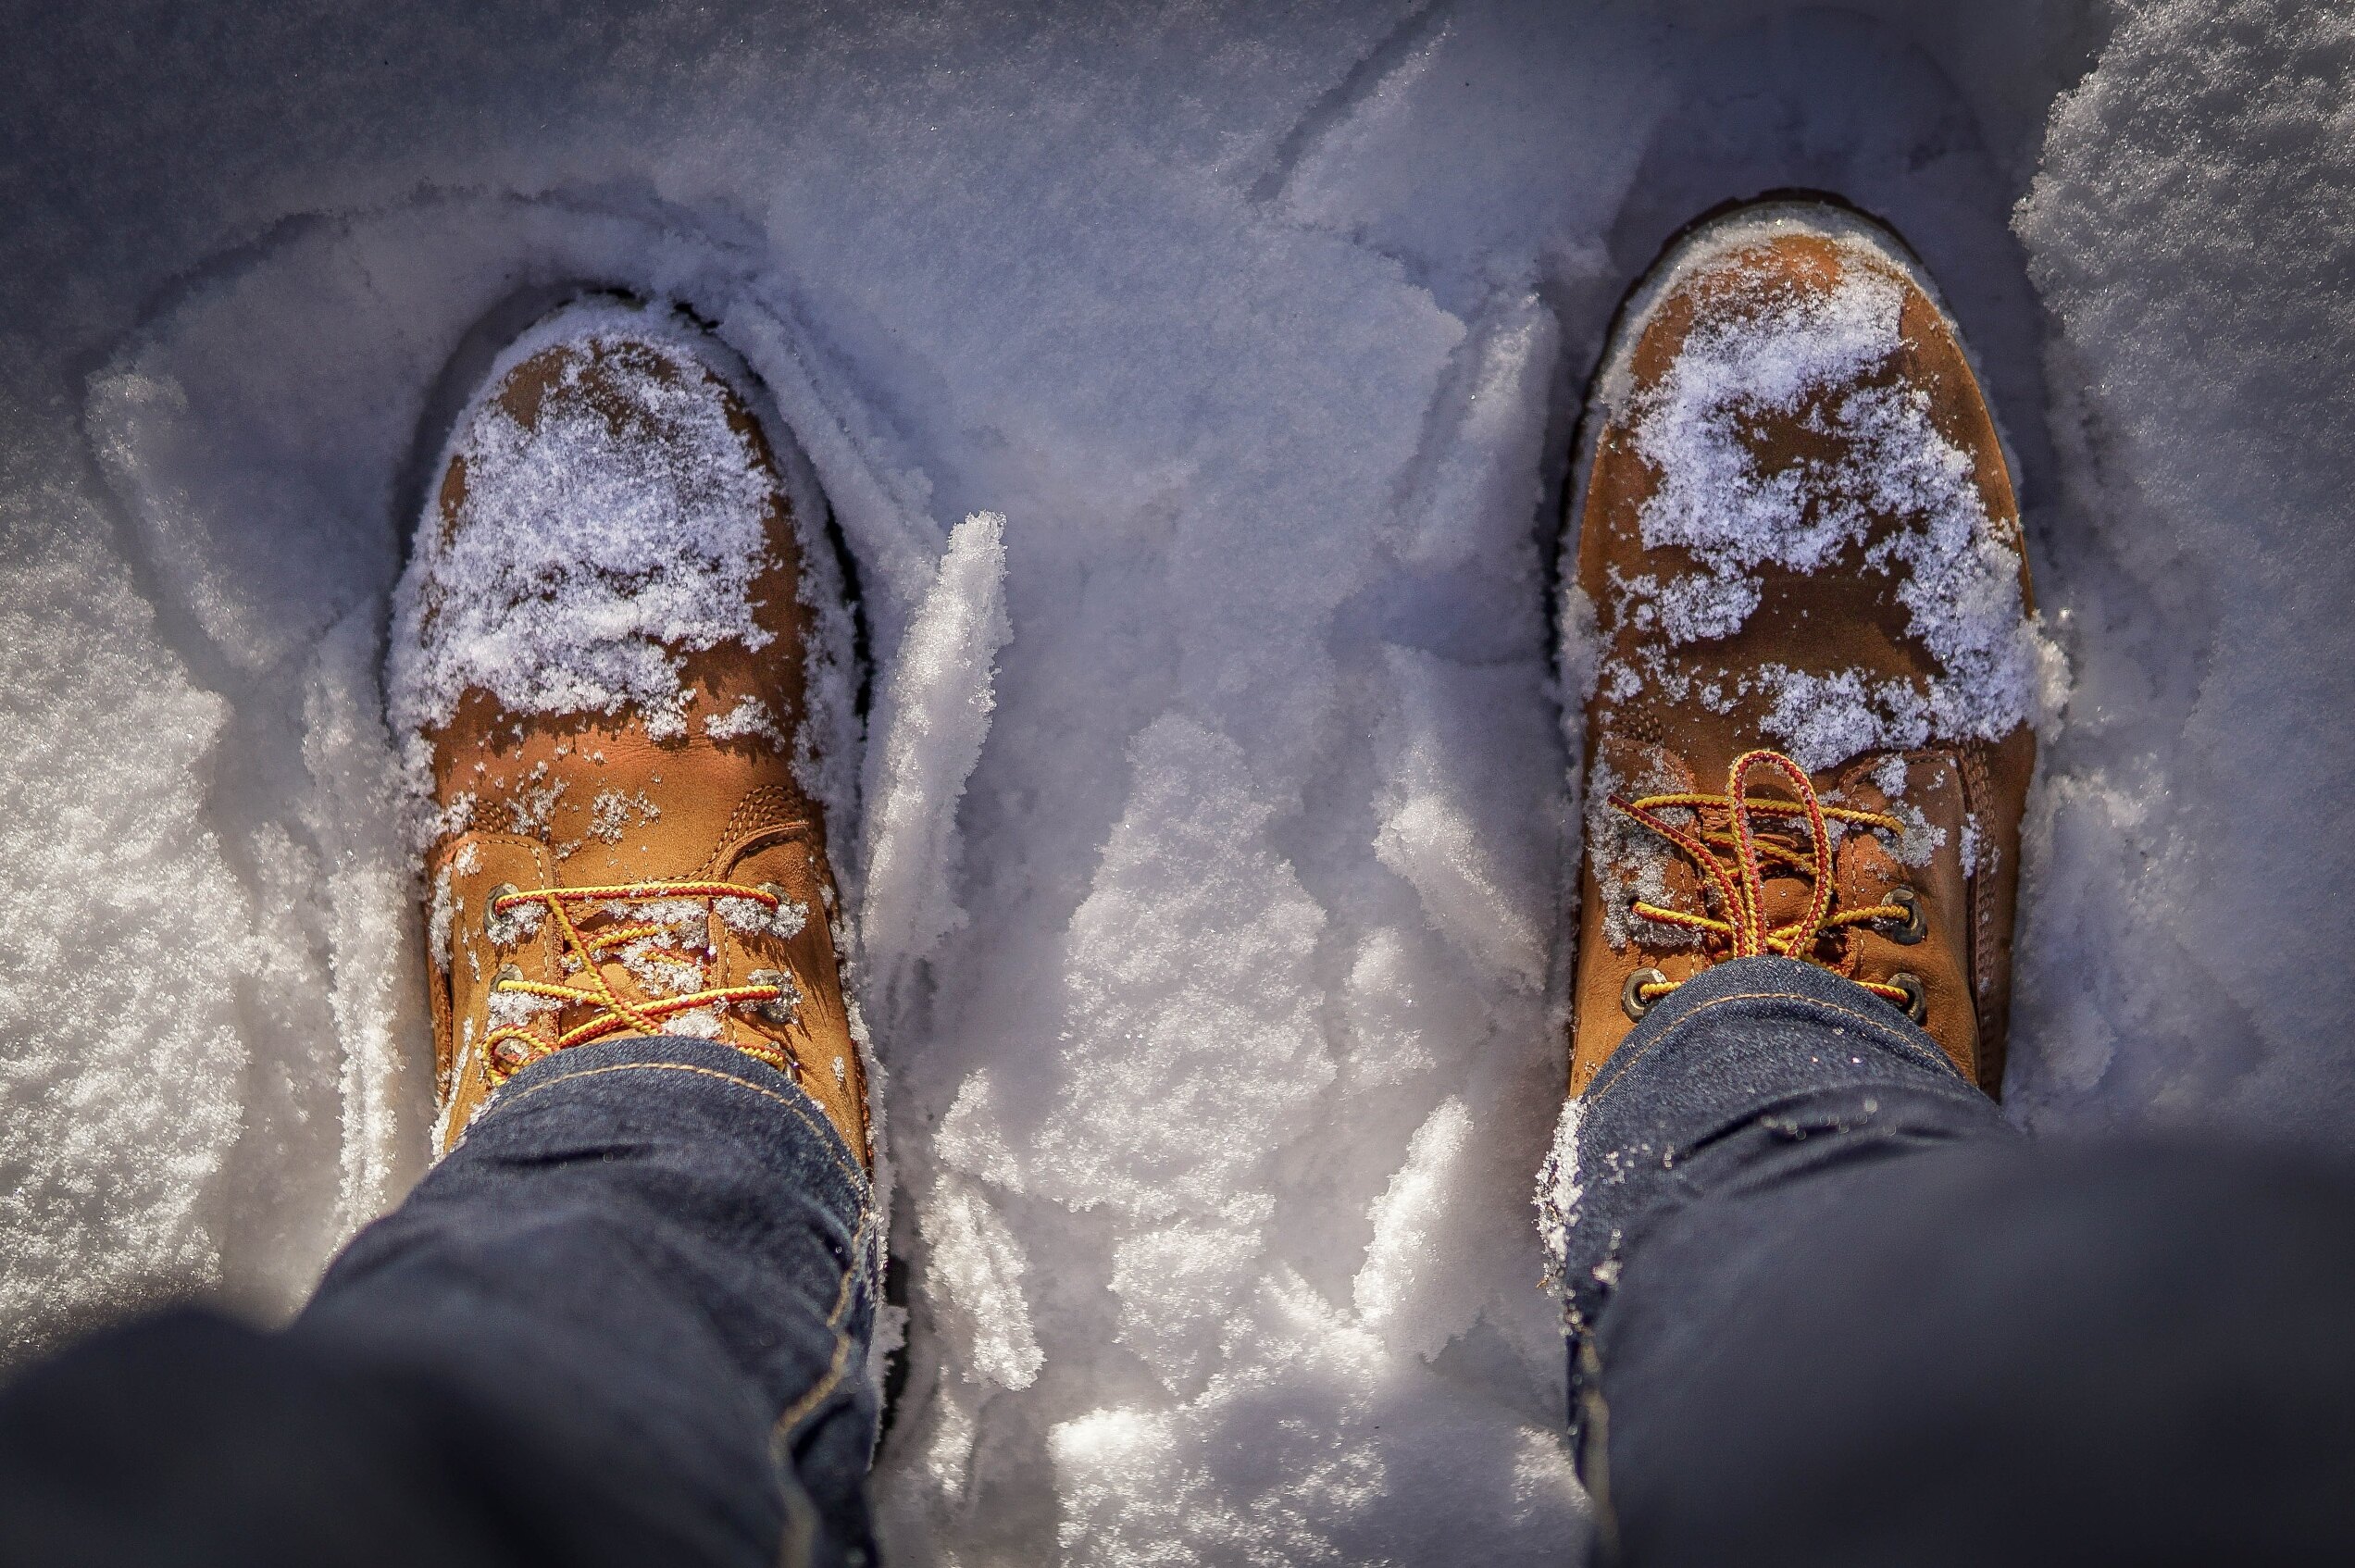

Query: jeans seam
[
  {"left": 476, "top": 1059, "right": 870, "bottom": 1200},
  {"left": 768, "top": 1207, "right": 873, "bottom": 1450},
  {"left": 490, "top": 1060, "right": 875, "bottom": 1455},
  {"left": 1589, "top": 988, "right": 1956, "bottom": 1108}
]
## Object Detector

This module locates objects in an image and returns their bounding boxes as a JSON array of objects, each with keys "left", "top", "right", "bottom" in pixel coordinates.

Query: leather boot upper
[
  {"left": 393, "top": 303, "right": 870, "bottom": 1161},
  {"left": 1566, "top": 205, "right": 2051, "bottom": 1098}
]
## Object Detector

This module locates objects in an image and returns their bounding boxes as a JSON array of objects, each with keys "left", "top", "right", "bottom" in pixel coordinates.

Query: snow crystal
[
  {"left": 486, "top": 986, "right": 561, "bottom": 1031},
  {"left": 703, "top": 695, "right": 787, "bottom": 749},
  {"left": 1628, "top": 261, "right": 1905, "bottom": 637},
  {"left": 426, "top": 846, "right": 472, "bottom": 975},
  {"left": 421, "top": 791, "right": 477, "bottom": 843},
  {"left": 1557, "top": 582, "right": 1602, "bottom": 712},
  {"left": 715, "top": 893, "right": 808, "bottom": 941},
  {"left": 614, "top": 936, "right": 706, "bottom": 1000},
  {"left": 503, "top": 774, "right": 568, "bottom": 838},
  {"left": 1871, "top": 753, "right": 1910, "bottom": 800},
  {"left": 582, "top": 789, "right": 658, "bottom": 846},
  {"left": 1533, "top": 1095, "right": 1587, "bottom": 1292},
  {"left": 1888, "top": 801, "right": 1950, "bottom": 870},
  {"left": 665, "top": 1007, "right": 726, "bottom": 1040},
  {"left": 1754, "top": 662, "right": 1928, "bottom": 774}
]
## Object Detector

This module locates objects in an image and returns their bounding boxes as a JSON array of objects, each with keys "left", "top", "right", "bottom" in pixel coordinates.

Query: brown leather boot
[
  {"left": 390, "top": 299, "right": 870, "bottom": 1162},
  {"left": 1564, "top": 202, "right": 2053, "bottom": 1100}
]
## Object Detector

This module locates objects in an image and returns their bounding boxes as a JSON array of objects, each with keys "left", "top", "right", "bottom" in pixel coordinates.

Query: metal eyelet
[
  {"left": 759, "top": 882, "right": 814, "bottom": 938},
  {"left": 491, "top": 1037, "right": 536, "bottom": 1072},
  {"left": 745, "top": 968, "right": 800, "bottom": 1026},
  {"left": 1621, "top": 966, "right": 1669, "bottom": 1023},
  {"left": 1888, "top": 970, "right": 1928, "bottom": 1024},
  {"left": 1886, "top": 886, "right": 1927, "bottom": 944},
  {"left": 483, "top": 883, "right": 522, "bottom": 943}
]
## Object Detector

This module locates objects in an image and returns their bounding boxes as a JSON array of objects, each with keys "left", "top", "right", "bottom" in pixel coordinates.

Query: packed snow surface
[{"left": 5, "top": 1, "right": 2354, "bottom": 1563}]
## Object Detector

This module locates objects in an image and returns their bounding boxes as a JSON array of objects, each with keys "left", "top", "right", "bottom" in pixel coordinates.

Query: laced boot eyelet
[
  {"left": 1888, "top": 970, "right": 1927, "bottom": 1024},
  {"left": 489, "top": 1036, "right": 537, "bottom": 1075},
  {"left": 745, "top": 968, "right": 801, "bottom": 1026},
  {"left": 1621, "top": 966, "right": 1669, "bottom": 1023},
  {"left": 484, "top": 883, "right": 523, "bottom": 944},
  {"left": 1886, "top": 886, "right": 1927, "bottom": 944}
]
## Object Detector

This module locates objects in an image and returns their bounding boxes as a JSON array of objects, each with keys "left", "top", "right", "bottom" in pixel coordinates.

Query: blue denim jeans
[
  {"left": 7, "top": 971, "right": 2352, "bottom": 1564},
  {"left": 1559, "top": 956, "right": 2355, "bottom": 1567},
  {"left": 0, "top": 1035, "right": 879, "bottom": 1568}
]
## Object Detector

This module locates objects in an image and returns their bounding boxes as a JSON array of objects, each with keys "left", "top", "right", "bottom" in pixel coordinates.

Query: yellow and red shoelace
[
  {"left": 480, "top": 880, "right": 797, "bottom": 1078},
  {"left": 1610, "top": 749, "right": 1916, "bottom": 1013}
]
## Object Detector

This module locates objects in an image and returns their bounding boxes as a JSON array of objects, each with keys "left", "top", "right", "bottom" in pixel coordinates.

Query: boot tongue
[
  {"left": 1755, "top": 872, "right": 1819, "bottom": 932},
  {"left": 559, "top": 952, "right": 708, "bottom": 1040}
]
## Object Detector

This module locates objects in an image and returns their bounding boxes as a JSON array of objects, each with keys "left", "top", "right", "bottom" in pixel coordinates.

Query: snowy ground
[{"left": 5, "top": 1, "right": 2352, "bottom": 1562}]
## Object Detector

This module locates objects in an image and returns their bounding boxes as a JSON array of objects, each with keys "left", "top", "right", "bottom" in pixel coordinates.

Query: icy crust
[{"left": 1589, "top": 210, "right": 2061, "bottom": 773}]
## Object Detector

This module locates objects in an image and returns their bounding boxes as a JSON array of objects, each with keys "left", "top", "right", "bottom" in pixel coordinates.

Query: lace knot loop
[{"left": 1609, "top": 749, "right": 1920, "bottom": 1015}]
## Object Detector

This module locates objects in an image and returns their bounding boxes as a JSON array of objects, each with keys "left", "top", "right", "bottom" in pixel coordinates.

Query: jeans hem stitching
[
  {"left": 1587, "top": 988, "right": 1961, "bottom": 1109},
  {"left": 479, "top": 1059, "right": 871, "bottom": 1201}
]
